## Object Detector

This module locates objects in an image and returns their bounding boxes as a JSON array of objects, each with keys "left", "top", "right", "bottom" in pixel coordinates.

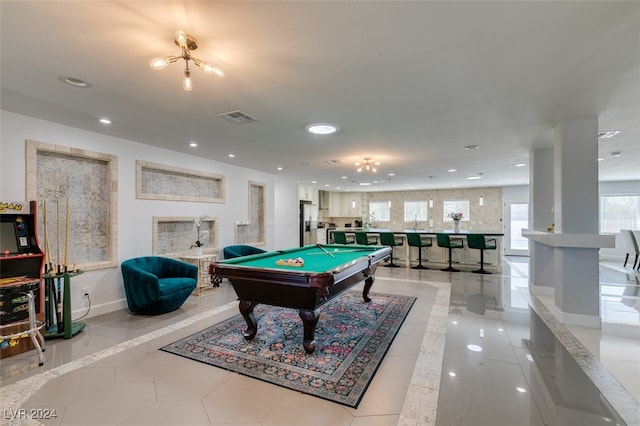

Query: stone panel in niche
[
  {"left": 235, "top": 181, "right": 265, "bottom": 244},
  {"left": 136, "top": 160, "right": 225, "bottom": 203},
  {"left": 153, "top": 217, "right": 217, "bottom": 256},
  {"left": 25, "top": 140, "right": 118, "bottom": 271}
]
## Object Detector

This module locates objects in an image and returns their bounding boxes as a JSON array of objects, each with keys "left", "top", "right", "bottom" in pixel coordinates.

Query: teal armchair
[
  {"left": 222, "top": 245, "right": 266, "bottom": 259},
  {"left": 121, "top": 256, "right": 197, "bottom": 315}
]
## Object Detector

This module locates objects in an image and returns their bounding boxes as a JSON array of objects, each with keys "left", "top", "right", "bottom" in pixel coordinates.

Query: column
[
  {"left": 553, "top": 117, "right": 600, "bottom": 326},
  {"left": 529, "top": 148, "right": 555, "bottom": 295},
  {"left": 523, "top": 116, "right": 615, "bottom": 328}
]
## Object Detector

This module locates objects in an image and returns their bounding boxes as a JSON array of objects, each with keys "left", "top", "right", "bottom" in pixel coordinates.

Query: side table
[{"left": 178, "top": 254, "right": 218, "bottom": 296}]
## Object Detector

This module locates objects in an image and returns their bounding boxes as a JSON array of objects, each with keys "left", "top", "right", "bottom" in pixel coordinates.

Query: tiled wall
[
  {"left": 235, "top": 181, "right": 265, "bottom": 245},
  {"left": 153, "top": 216, "right": 218, "bottom": 256},
  {"left": 136, "top": 160, "right": 225, "bottom": 203},
  {"left": 26, "top": 140, "right": 118, "bottom": 271}
]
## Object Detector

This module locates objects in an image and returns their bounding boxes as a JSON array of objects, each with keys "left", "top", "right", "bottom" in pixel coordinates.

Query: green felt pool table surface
[{"left": 220, "top": 244, "right": 385, "bottom": 273}]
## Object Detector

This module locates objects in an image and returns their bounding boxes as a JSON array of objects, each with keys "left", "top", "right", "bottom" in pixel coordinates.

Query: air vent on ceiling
[
  {"left": 325, "top": 160, "right": 342, "bottom": 165},
  {"left": 217, "top": 110, "right": 257, "bottom": 124}
]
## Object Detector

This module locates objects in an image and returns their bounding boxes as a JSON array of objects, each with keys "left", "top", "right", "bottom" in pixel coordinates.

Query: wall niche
[{"left": 136, "top": 160, "right": 225, "bottom": 203}]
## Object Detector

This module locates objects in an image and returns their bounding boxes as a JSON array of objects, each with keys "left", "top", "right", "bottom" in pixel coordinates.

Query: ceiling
[{"left": 1, "top": 1, "right": 638, "bottom": 192}]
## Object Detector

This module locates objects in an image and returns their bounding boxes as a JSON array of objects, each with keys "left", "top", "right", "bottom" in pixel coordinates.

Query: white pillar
[
  {"left": 552, "top": 116, "right": 600, "bottom": 326},
  {"left": 529, "top": 148, "right": 555, "bottom": 295}
]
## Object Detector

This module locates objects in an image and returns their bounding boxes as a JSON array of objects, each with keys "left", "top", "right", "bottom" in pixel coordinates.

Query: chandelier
[
  {"left": 355, "top": 158, "right": 380, "bottom": 173},
  {"left": 149, "top": 30, "right": 224, "bottom": 91}
]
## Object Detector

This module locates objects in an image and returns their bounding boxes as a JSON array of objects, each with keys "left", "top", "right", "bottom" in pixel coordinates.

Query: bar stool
[
  {"left": 355, "top": 231, "right": 378, "bottom": 245},
  {"left": 621, "top": 229, "right": 639, "bottom": 269},
  {"left": 466, "top": 234, "right": 497, "bottom": 274},
  {"left": 379, "top": 232, "right": 403, "bottom": 267},
  {"left": 436, "top": 233, "right": 464, "bottom": 272},
  {"left": 333, "top": 231, "right": 354, "bottom": 245},
  {"left": 406, "top": 232, "right": 433, "bottom": 269}
]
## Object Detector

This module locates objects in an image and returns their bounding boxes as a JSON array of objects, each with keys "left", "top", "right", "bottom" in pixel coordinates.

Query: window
[
  {"left": 404, "top": 201, "right": 428, "bottom": 222},
  {"left": 600, "top": 195, "right": 640, "bottom": 233},
  {"left": 443, "top": 200, "right": 470, "bottom": 222},
  {"left": 369, "top": 201, "right": 391, "bottom": 222}
]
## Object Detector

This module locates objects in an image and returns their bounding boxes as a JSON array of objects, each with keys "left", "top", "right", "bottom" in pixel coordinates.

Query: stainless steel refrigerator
[{"left": 301, "top": 201, "right": 318, "bottom": 246}]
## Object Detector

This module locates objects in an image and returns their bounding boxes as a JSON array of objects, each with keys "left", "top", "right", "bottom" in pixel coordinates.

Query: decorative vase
[
  {"left": 364, "top": 223, "right": 370, "bottom": 231},
  {"left": 453, "top": 219, "right": 460, "bottom": 233},
  {"left": 193, "top": 247, "right": 204, "bottom": 256}
]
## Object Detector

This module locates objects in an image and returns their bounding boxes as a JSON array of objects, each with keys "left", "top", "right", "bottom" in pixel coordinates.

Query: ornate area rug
[{"left": 161, "top": 291, "right": 415, "bottom": 407}]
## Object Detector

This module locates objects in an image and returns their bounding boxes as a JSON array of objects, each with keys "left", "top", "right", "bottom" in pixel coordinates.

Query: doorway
[{"left": 504, "top": 200, "right": 529, "bottom": 256}]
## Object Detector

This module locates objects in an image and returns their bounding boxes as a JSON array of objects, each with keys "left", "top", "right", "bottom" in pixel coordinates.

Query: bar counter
[{"left": 326, "top": 228, "right": 505, "bottom": 272}]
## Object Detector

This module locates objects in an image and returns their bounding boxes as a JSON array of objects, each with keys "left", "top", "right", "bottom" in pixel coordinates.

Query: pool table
[{"left": 211, "top": 244, "right": 391, "bottom": 353}]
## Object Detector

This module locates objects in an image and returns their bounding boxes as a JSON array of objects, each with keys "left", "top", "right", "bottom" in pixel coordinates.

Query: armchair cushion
[{"left": 121, "top": 256, "right": 197, "bottom": 315}]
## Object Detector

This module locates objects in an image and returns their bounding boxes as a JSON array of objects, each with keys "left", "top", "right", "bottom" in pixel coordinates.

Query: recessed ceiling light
[
  {"left": 189, "top": 142, "right": 198, "bottom": 147},
  {"left": 598, "top": 130, "right": 621, "bottom": 139},
  {"left": 99, "top": 118, "right": 111, "bottom": 125},
  {"left": 467, "top": 344, "right": 482, "bottom": 352},
  {"left": 515, "top": 163, "right": 527, "bottom": 167},
  {"left": 61, "top": 76, "right": 91, "bottom": 88},
  {"left": 324, "top": 184, "right": 330, "bottom": 187},
  {"left": 359, "top": 182, "right": 372, "bottom": 186},
  {"left": 311, "top": 181, "right": 317, "bottom": 184},
  {"left": 277, "top": 167, "right": 283, "bottom": 171},
  {"left": 306, "top": 123, "right": 338, "bottom": 135},
  {"left": 228, "top": 153, "right": 235, "bottom": 158},
  {"left": 341, "top": 176, "right": 348, "bottom": 179},
  {"left": 388, "top": 173, "right": 395, "bottom": 176},
  {"left": 516, "top": 387, "right": 527, "bottom": 393},
  {"left": 448, "top": 371, "right": 457, "bottom": 377},
  {"left": 464, "top": 144, "right": 479, "bottom": 150},
  {"left": 465, "top": 175, "right": 482, "bottom": 180},
  {"left": 597, "top": 158, "right": 604, "bottom": 161},
  {"left": 448, "top": 169, "right": 457, "bottom": 172}
]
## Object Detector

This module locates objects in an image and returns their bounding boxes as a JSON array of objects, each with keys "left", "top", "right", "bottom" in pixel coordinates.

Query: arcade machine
[{"left": 0, "top": 201, "right": 45, "bottom": 362}]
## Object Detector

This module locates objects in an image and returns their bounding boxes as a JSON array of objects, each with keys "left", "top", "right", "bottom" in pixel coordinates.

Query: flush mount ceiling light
[
  {"left": 149, "top": 30, "right": 224, "bottom": 91},
  {"left": 355, "top": 158, "right": 380, "bottom": 173},
  {"left": 61, "top": 76, "right": 91, "bottom": 88},
  {"left": 598, "top": 130, "right": 621, "bottom": 139},
  {"left": 306, "top": 123, "right": 338, "bottom": 135}
]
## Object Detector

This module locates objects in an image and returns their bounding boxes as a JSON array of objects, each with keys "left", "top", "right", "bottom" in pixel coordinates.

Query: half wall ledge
[{"left": 522, "top": 229, "right": 615, "bottom": 249}]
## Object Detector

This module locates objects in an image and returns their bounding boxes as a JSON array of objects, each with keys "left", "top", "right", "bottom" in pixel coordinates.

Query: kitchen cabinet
[
  {"left": 327, "top": 192, "right": 361, "bottom": 217},
  {"left": 298, "top": 184, "right": 313, "bottom": 201}
]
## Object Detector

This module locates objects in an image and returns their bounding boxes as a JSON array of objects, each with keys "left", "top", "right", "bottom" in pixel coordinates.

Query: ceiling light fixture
[
  {"left": 355, "top": 158, "right": 380, "bottom": 173},
  {"left": 149, "top": 30, "right": 224, "bottom": 91},
  {"left": 62, "top": 76, "right": 90, "bottom": 88},
  {"left": 598, "top": 130, "right": 621, "bottom": 139},
  {"left": 306, "top": 123, "right": 338, "bottom": 135}
]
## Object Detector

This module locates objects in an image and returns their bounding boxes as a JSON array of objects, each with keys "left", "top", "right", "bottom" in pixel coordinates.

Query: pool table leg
[
  {"left": 362, "top": 275, "right": 375, "bottom": 303},
  {"left": 239, "top": 300, "right": 259, "bottom": 340},
  {"left": 299, "top": 309, "right": 320, "bottom": 354}
]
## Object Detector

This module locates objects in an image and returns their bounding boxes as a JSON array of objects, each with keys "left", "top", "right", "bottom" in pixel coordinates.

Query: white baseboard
[
  {"left": 530, "top": 283, "right": 554, "bottom": 296},
  {"left": 548, "top": 303, "right": 601, "bottom": 328},
  {"left": 72, "top": 298, "right": 127, "bottom": 319}
]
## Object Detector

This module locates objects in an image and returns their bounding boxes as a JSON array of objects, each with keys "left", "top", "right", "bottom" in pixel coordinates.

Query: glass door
[{"left": 504, "top": 200, "right": 529, "bottom": 256}]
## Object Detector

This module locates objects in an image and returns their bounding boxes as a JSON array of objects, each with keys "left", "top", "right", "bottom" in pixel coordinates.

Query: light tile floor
[{"left": 1, "top": 257, "right": 638, "bottom": 425}]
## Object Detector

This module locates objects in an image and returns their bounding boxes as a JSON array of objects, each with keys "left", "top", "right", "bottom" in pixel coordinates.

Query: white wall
[
  {"left": 274, "top": 179, "right": 300, "bottom": 251},
  {"left": 1, "top": 110, "right": 283, "bottom": 318}
]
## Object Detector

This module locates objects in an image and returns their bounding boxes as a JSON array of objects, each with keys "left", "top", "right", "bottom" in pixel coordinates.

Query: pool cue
[
  {"left": 43, "top": 200, "right": 52, "bottom": 327},
  {"left": 317, "top": 244, "right": 335, "bottom": 257},
  {"left": 307, "top": 249, "right": 373, "bottom": 255},
  {"left": 64, "top": 198, "right": 69, "bottom": 272},
  {"left": 56, "top": 199, "right": 61, "bottom": 275},
  {"left": 56, "top": 199, "right": 63, "bottom": 331}
]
